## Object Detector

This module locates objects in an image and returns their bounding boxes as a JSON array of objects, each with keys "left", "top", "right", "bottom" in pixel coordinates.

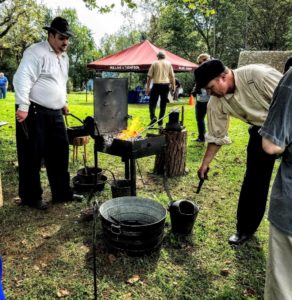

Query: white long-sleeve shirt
[{"left": 13, "top": 40, "right": 69, "bottom": 112}]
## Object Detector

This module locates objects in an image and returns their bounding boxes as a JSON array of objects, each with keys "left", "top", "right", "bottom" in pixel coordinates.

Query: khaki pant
[{"left": 265, "top": 224, "right": 292, "bottom": 300}]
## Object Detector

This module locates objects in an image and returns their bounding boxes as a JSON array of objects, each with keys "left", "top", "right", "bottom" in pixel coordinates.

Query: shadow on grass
[
  {"left": 81, "top": 209, "right": 161, "bottom": 297},
  {"left": 159, "top": 230, "right": 215, "bottom": 299},
  {"left": 208, "top": 236, "right": 266, "bottom": 300},
  {"left": 0, "top": 197, "right": 267, "bottom": 299},
  {"left": 233, "top": 236, "right": 266, "bottom": 299}
]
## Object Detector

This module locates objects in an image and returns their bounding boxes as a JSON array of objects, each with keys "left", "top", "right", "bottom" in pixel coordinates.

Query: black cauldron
[
  {"left": 72, "top": 174, "right": 107, "bottom": 193},
  {"left": 77, "top": 167, "right": 102, "bottom": 184}
]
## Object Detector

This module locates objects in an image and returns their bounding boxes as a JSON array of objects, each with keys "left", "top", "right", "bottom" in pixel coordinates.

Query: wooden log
[
  {"left": 0, "top": 172, "right": 3, "bottom": 207},
  {"left": 154, "top": 129, "right": 187, "bottom": 177}
]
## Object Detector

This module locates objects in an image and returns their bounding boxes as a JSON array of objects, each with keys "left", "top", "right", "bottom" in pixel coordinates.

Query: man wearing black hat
[
  {"left": 13, "top": 17, "right": 81, "bottom": 209},
  {"left": 195, "top": 59, "right": 282, "bottom": 245}
]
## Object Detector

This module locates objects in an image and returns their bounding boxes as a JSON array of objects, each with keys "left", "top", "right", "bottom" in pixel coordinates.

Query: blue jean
[{"left": 0, "top": 86, "right": 6, "bottom": 99}]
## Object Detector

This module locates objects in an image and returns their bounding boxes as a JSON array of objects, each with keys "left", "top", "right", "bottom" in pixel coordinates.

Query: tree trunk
[{"left": 154, "top": 129, "right": 187, "bottom": 177}]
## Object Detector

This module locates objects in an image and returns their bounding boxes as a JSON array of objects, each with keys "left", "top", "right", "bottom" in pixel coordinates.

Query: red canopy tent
[{"left": 87, "top": 40, "right": 197, "bottom": 72}]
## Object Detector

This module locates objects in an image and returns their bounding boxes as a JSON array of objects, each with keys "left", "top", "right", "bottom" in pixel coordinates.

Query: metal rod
[
  {"left": 133, "top": 106, "right": 181, "bottom": 139},
  {"left": 136, "top": 160, "right": 145, "bottom": 186},
  {"left": 94, "top": 142, "right": 98, "bottom": 171},
  {"left": 21, "top": 121, "right": 29, "bottom": 140},
  {"left": 196, "top": 179, "right": 204, "bottom": 194},
  {"left": 124, "top": 158, "right": 130, "bottom": 179},
  {"left": 94, "top": 121, "right": 101, "bottom": 136},
  {"left": 130, "top": 158, "right": 136, "bottom": 196},
  {"left": 66, "top": 113, "right": 84, "bottom": 124},
  {"left": 181, "top": 106, "right": 184, "bottom": 126},
  {"left": 92, "top": 200, "right": 99, "bottom": 300}
]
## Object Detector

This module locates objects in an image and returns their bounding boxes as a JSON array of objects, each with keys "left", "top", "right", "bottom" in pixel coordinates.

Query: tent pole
[{"left": 86, "top": 78, "right": 88, "bottom": 103}]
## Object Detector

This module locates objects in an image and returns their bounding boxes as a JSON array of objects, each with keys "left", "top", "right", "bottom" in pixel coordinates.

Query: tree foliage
[
  {"left": 0, "top": 1, "right": 100, "bottom": 91},
  {"left": 1, "top": 0, "right": 291, "bottom": 92},
  {"left": 55, "top": 8, "right": 101, "bottom": 90},
  {"left": 82, "top": 0, "right": 137, "bottom": 12},
  {"left": 146, "top": 0, "right": 291, "bottom": 67},
  {"left": 0, "top": 0, "right": 48, "bottom": 86},
  {"left": 244, "top": 0, "right": 291, "bottom": 50},
  {"left": 0, "top": 0, "right": 45, "bottom": 40}
]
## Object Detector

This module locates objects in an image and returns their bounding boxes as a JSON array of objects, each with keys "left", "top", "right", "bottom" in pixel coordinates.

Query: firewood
[{"left": 154, "top": 129, "right": 187, "bottom": 177}]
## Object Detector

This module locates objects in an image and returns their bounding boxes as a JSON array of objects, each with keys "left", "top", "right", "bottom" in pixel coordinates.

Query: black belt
[{"left": 30, "top": 102, "right": 61, "bottom": 112}]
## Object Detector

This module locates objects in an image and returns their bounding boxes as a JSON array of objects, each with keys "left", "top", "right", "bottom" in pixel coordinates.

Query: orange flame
[{"left": 117, "top": 118, "right": 144, "bottom": 140}]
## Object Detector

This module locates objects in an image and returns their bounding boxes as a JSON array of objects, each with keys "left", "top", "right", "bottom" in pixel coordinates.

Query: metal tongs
[
  {"left": 196, "top": 167, "right": 209, "bottom": 194},
  {"left": 196, "top": 178, "right": 205, "bottom": 194},
  {"left": 133, "top": 106, "right": 181, "bottom": 140}
]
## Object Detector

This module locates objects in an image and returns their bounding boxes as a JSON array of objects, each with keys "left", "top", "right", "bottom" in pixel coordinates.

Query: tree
[
  {"left": 244, "top": 0, "right": 291, "bottom": 50},
  {"left": 57, "top": 9, "right": 101, "bottom": 90},
  {"left": 82, "top": 0, "right": 137, "bottom": 11},
  {"left": 285, "top": 16, "right": 292, "bottom": 49},
  {"left": 147, "top": 0, "right": 291, "bottom": 67},
  {"left": 0, "top": 3, "right": 100, "bottom": 90},
  {"left": 0, "top": 0, "right": 48, "bottom": 40},
  {"left": 0, "top": 0, "right": 48, "bottom": 87}
]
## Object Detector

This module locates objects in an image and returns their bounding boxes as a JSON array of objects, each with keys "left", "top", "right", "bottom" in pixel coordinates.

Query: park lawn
[{"left": 0, "top": 91, "right": 275, "bottom": 299}]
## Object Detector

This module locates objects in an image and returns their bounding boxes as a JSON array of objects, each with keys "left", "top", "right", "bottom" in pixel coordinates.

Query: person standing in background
[
  {"left": 0, "top": 72, "right": 8, "bottom": 99},
  {"left": 260, "top": 67, "right": 292, "bottom": 300},
  {"left": 173, "top": 78, "right": 181, "bottom": 101},
  {"left": 146, "top": 51, "right": 176, "bottom": 128},
  {"left": 13, "top": 17, "right": 82, "bottom": 210},
  {"left": 193, "top": 53, "right": 211, "bottom": 142}
]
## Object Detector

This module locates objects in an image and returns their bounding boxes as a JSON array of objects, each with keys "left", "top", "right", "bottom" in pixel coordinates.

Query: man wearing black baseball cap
[
  {"left": 195, "top": 59, "right": 283, "bottom": 245},
  {"left": 13, "top": 17, "right": 83, "bottom": 210}
]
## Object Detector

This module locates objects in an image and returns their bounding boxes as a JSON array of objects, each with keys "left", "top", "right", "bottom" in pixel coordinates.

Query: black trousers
[
  {"left": 195, "top": 101, "right": 208, "bottom": 140},
  {"left": 16, "top": 103, "right": 72, "bottom": 204},
  {"left": 236, "top": 125, "right": 276, "bottom": 235},
  {"left": 149, "top": 83, "right": 170, "bottom": 125}
]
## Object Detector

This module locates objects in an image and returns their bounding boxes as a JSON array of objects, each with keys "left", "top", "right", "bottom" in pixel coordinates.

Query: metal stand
[{"left": 94, "top": 142, "right": 137, "bottom": 196}]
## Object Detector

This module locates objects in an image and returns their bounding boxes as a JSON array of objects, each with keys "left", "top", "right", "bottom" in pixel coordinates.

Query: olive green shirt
[
  {"left": 147, "top": 59, "right": 175, "bottom": 87},
  {"left": 206, "top": 64, "right": 283, "bottom": 145}
]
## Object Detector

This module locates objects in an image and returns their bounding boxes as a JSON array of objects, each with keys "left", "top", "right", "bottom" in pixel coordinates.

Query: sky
[{"left": 37, "top": 0, "right": 137, "bottom": 47}]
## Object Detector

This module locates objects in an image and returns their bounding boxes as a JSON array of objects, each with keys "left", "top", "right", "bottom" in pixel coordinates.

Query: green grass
[{"left": 0, "top": 91, "right": 275, "bottom": 299}]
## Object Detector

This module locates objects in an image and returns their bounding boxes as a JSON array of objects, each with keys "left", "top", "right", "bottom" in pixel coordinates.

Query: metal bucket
[
  {"left": 65, "top": 113, "right": 88, "bottom": 144},
  {"left": 110, "top": 179, "right": 131, "bottom": 198},
  {"left": 99, "top": 197, "right": 167, "bottom": 256},
  {"left": 168, "top": 200, "right": 199, "bottom": 235}
]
